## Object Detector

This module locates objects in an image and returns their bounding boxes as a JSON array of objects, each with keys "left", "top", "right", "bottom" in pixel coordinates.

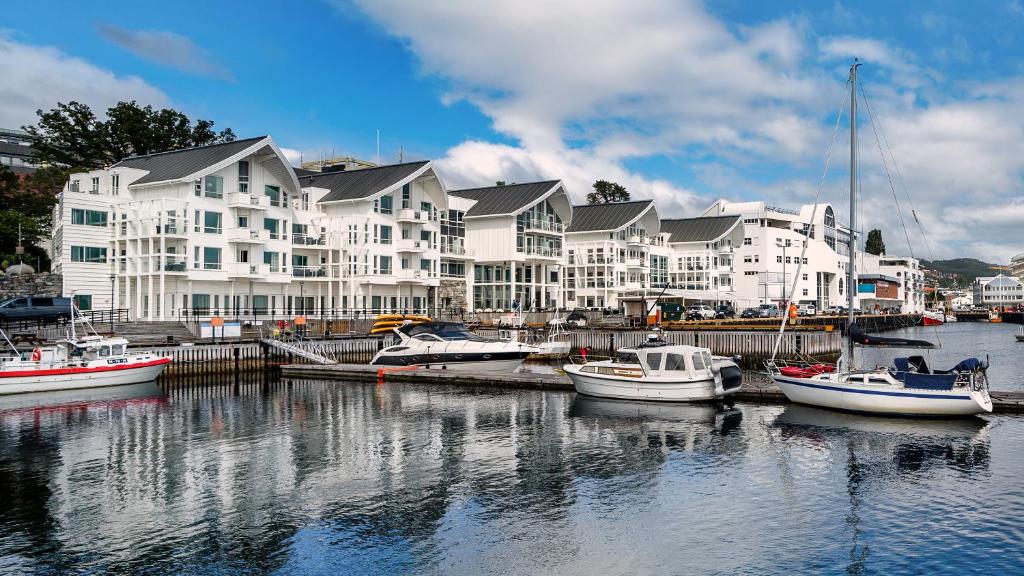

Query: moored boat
[
  {"left": 371, "top": 321, "right": 539, "bottom": 372},
  {"left": 563, "top": 335, "right": 742, "bottom": 402}
]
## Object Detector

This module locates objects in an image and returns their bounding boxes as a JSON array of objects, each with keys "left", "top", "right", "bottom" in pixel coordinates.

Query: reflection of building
[{"left": 972, "top": 274, "right": 1024, "bottom": 308}]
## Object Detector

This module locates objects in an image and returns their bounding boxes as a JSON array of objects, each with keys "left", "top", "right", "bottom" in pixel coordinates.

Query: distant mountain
[{"left": 920, "top": 258, "right": 1005, "bottom": 283}]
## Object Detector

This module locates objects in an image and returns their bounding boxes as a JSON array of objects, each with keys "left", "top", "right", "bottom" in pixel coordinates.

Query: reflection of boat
[
  {"left": 0, "top": 381, "right": 166, "bottom": 415},
  {"left": 563, "top": 334, "right": 742, "bottom": 402},
  {"left": 370, "top": 321, "right": 539, "bottom": 373},
  {"left": 0, "top": 305, "right": 171, "bottom": 395},
  {"left": 773, "top": 404, "right": 989, "bottom": 438},
  {"left": 1016, "top": 327, "right": 1024, "bottom": 342},
  {"left": 570, "top": 394, "right": 742, "bottom": 433}
]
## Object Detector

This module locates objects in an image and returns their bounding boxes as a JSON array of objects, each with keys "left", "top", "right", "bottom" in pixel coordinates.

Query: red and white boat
[
  {"left": 0, "top": 310, "right": 171, "bottom": 395},
  {"left": 921, "top": 310, "right": 954, "bottom": 326}
]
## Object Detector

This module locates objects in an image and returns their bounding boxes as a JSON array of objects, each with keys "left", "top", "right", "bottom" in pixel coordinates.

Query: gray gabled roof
[
  {"left": 303, "top": 161, "right": 429, "bottom": 203},
  {"left": 566, "top": 200, "right": 653, "bottom": 233},
  {"left": 112, "top": 136, "right": 266, "bottom": 184},
  {"left": 660, "top": 215, "right": 740, "bottom": 243},
  {"left": 291, "top": 167, "right": 319, "bottom": 178},
  {"left": 449, "top": 181, "right": 560, "bottom": 217}
]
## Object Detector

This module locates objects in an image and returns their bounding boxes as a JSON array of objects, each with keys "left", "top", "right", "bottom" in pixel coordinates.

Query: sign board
[
  {"left": 294, "top": 315, "right": 307, "bottom": 326},
  {"left": 211, "top": 316, "right": 225, "bottom": 327},
  {"left": 200, "top": 320, "right": 241, "bottom": 339}
]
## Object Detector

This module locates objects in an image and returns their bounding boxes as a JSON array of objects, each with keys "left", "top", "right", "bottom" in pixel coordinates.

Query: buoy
[{"left": 31, "top": 348, "right": 42, "bottom": 362}]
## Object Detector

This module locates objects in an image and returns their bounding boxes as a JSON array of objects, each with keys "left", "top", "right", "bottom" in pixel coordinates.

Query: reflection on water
[{"left": 0, "top": 378, "right": 1022, "bottom": 575}]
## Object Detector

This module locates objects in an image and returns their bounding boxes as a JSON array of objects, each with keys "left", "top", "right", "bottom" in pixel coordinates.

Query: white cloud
[
  {"left": 0, "top": 34, "right": 169, "bottom": 129},
  {"left": 279, "top": 147, "right": 303, "bottom": 167},
  {"left": 96, "top": 24, "right": 235, "bottom": 82}
]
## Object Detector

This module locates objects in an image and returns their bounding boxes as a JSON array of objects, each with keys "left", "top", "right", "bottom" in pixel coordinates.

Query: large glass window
[
  {"left": 265, "top": 185, "right": 282, "bottom": 207},
  {"left": 203, "top": 247, "right": 221, "bottom": 270},
  {"left": 401, "top": 183, "right": 411, "bottom": 209},
  {"left": 379, "top": 255, "right": 392, "bottom": 275},
  {"left": 71, "top": 246, "right": 107, "bottom": 263},
  {"left": 237, "top": 161, "right": 249, "bottom": 193},
  {"left": 204, "top": 211, "right": 222, "bottom": 234},
  {"left": 380, "top": 225, "right": 392, "bottom": 244},
  {"left": 264, "top": 218, "right": 280, "bottom": 239},
  {"left": 379, "top": 195, "right": 393, "bottom": 215},
  {"left": 204, "top": 175, "right": 223, "bottom": 199},
  {"left": 71, "top": 209, "right": 107, "bottom": 226},
  {"left": 264, "top": 251, "right": 280, "bottom": 272},
  {"left": 73, "top": 294, "right": 93, "bottom": 311}
]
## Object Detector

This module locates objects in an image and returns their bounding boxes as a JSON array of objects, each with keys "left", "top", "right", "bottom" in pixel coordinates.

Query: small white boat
[
  {"left": 371, "top": 321, "right": 539, "bottom": 373},
  {"left": 498, "top": 322, "right": 572, "bottom": 360},
  {"left": 563, "top": 335, "right": 742, "bottom": 402},
  {"left": 0, "top": 332, "right": 171, "bottom": 395}
]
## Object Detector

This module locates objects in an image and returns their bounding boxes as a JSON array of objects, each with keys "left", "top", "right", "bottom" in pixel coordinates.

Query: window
[
  {"left": 264, "top": 251, "right": 280, "bottom": 272},
  {"left": 204, "top": 211, "right": 222, "bottom": 234},
  {"left": 379, "top": 195, "right": 393, "bottom": 215},
  {"left": 204, "top": 175, "right": 223, "bottom": 198},
  {"left": 73, "top": 294, "right": 92, "bottom": 311},
  {"left": 264, "top": 218, "right": 280, "bottom": 239},
  {"left": 111, "top": 174, "right": 119, "bottom": 196},
  {"left": 191, "top": 294, "right": 211, "bottom": 310},
  {"left": 420, "top": 259, "right": 431, "bottom": 271},
  {"left": 777, "top": 255, "right": 783, "bottom": 263},
  {"left": 90, "top": 177, "right": 99, "bottom": 193},
  {"left": 743, "top": 238, "right": 752, "bottom": 246},
  {"left": 265, "top": 185, "right": 282, "bottom": 207},
  {"left": 194, "top": 180, "right": 202, "bottom": 197},
  {"left": 691, "top": 353, "right": 707, "bottom": 371},
  {"left": 203, "top": 247, "right": 222, "bottom": 270},
  {"left": 646, "top": 352, "right": 663, "bottom": 371},
  {"left": 71, "top": 246, "right": 107, "bottom": 263},
  {"left": 665, "top": 353, "right": 686, "bottom": 371},
  {"left": 238, "top": 161, "right": 249, "bottom": 193},
  {"left": 401, "top": 183, "right": 411, "bottom": 208},
  {"left": 69, "top": 180, "right": 80, "bottom": 192},
  {"left": 238, "top": 215, "right": 249, "bottom": 228},
  {"left": 380, "top": 225, "right": 392, "bottom": 245},
  {"left": 379, "top": 255, "right": 392, "bottom": 275},
  {"left": 803, "top": 273, "right": 808, "bottom": 281}
]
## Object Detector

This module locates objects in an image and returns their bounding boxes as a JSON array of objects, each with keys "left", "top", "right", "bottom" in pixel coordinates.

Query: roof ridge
[
  {"left": 298, "top": 160, "right": 429, "bottom": 179},
  {"left": 572, "top": 199, "right": 652, "bottom": 208},
  {"left": 450, "top": 180, "right": 560, "bottom": 193},
  {"left": 115, "top": 135, "right": 266, "bottom": 163}
]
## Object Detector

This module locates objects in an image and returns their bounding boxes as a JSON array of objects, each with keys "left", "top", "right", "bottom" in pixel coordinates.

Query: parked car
[
  {"left": 714, "top": 305, "right": 736, "bottom": 319},
  {"left": 740, "top": 307, "right": 759, "bottom": 319},
  {"left": 757, "top": 303, "right": 781, "bottom": 318},
  {"left": 549, "top": 311, "right": 587, "bottom": 328},
  {"left": 0, "top": 296, "right": 73, "bottom": 324},
  {"left": 798, "top": 302, "right": 816, "bottom": 316},
  {"left": 687, "top": 305, "right": 716, "bottom": 320}
]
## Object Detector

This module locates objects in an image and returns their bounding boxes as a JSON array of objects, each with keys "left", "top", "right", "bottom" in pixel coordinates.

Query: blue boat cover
[
  {"left": 953, "top": 358, "right": 983, "bottom": 372},
  {"left": 903, "top": 372, "right": 956, "bottom": 391}
]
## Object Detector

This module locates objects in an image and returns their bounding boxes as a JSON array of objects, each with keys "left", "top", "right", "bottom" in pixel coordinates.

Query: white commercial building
[
  {"left": 973, "top": 274, "right": 1024, "bottom": 308},
  {"left": 1011, "top": 252, "right": 1024, "bottom": 280},
  {"left": 856, "top": 254, "right": 926, "bottom": 313}
]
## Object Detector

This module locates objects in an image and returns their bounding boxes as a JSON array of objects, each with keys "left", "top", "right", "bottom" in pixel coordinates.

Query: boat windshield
[
  {"left": 615, "top": 351, "right": 640, "bottom": 364},
  {"left": 402, "top": 321, "right": 486, "bottom": 341}
]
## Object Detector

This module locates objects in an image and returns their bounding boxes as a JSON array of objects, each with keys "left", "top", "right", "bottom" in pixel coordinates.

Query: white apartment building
[
  {"left": 659, "top": 216, "right": 742, "bottom": 306},
  {"left": 973, "top": 274, "right": 1024, "bottom": 308},
  {"left": 856, "top": 254, "right": 926, "bottom": 313},
  {"left": 702, "top": 200, "right": 852, "bottom": 310},
  {"left": 1011, "top": 252, "right": 1024, "bottom": 279},
  {"left": 448, "top": 181, "right": 572, "bottom": 311},
  {"left": 562, "top": 200, "right": 661, "bottom": 309}
]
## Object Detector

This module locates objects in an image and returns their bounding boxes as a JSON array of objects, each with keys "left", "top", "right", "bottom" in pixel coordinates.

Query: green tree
[
  {"left": 25, "top": 100, "right": 235, "bottom": 169},
  {"left": 865, "top": 229, "right": 886, "bottom": 255},
  {"left": 0, "top": 165, "right": 66, "bottom": 270},
  {"left": 495, "top": 180, "right": 507, "bottom": 186},
  {"left": 587, "top": 180, "right": 630, "bottom": 204}
]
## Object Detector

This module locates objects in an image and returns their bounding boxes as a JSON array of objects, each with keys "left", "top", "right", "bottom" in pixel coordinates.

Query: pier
[{"left": 279, "top": 362, "right": 1024, "bottom": 414}]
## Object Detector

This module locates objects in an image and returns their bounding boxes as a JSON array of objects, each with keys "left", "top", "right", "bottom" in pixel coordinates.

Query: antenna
[
  {"left": 376, "top": 129, "right": 380, "bottom": 165},
  {"left": 399, "top": 145, "right": 404, "bottom": 163}
]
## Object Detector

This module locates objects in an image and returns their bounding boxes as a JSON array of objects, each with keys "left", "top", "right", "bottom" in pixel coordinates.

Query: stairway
[
  {"left": 110, "top": 321, "right": 197, "bottom": 345},
  {"left": 260, "top": 338, "right": 338, "bottom": 365}
]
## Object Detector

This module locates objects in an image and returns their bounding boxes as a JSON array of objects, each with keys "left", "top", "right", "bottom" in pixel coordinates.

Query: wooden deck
[{"left": 280, "top": 363, "right": 1024, "bottom": 414}]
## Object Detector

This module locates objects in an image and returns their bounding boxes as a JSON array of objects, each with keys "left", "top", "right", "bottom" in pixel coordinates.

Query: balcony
[
  {"left": 397, "top": 208, "right": 430, "bottom": 223},
  {"left": 441, "top": 245, "right": 474, "bottom": 258},
  {"left": 396, "top": 268, "right": 436, "bottom": 283},
  {"left": 292, "top": 265, "right": 330, "bottom": 279},
  {"left": 228, "top": 228, "right": 270, "bottom": 243},
  {"left": 628, "top": 235, "right": 649, "bottom": 246},
  {"left": 227, "top": 262, "right": 270, "bottom": 277},
  {"left": 156, "top": 221, "right": 189, "bottom": 237},
  {"left": 163, "top": 256, "right": 188, "bottom": 273},
  {"left": 523, "top": 219, "right": 563, "bottom": 234},
  {"left": 228, "top": 193, "right": 270, "bottom": 210},
  {"left": 292, "top": 233, "right": 328, "bottom": 247},
  {"left": 625, "top": 258, "right": 649, "bottom": 269},
  {"left": 397, "top": 239, "right": 427, "bottom": 252},
  {"left": 523, "top": 245, "right": 562, "bottom": 259}
]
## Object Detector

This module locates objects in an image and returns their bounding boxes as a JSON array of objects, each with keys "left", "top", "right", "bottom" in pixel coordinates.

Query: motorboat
[
  {"left": 921, "top": 310, "right": 953, "bottom": 326},
  {"left": 498, "top": 322, "right": 572, "bottom": 360},
  {"left": 0, "top": 327, "right": 171, "bottom": 395},
  {"left": 767, "top": 62, "right": 990, "bottom": 417},
  {"left": 371, "top": 321, "right": 540, "bottom": 373},
  {"left": 563, "top": 334, "right": 743, "bottom": 402}
]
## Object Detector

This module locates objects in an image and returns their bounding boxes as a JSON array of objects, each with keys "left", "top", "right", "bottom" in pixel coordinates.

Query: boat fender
[{"left": 31, "top": 348, "right": 41, "bottom": 362}]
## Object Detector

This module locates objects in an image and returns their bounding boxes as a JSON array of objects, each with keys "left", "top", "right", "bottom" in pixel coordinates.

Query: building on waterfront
[
  {"left": 972, "top": 274, "right": 1024, "bottom": 309},
  {"left": 856, "top": 254, "right": 926, "bottom": 313},
  {"left": 0, "top": 127, "right": 39, "bottom": 176},
  {"left": 701, "top": 200, "right": 852, "bottom": 310},
  {"left": 1011, "top": 252, "right": 1024, "bottom": 280},
  {"left": 562, "top": 200, "right": 661, "bottom": 309},
  {"left": 658, "top": 215, "right": 742, "bottom": 306},
  {"left": 448, "top": 181, "right": 572, "bottom": 311}
]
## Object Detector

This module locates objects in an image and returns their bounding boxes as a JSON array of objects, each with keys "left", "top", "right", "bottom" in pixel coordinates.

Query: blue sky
[{"left": 2, "top": 0, "right": 1023, "bottom": 260}]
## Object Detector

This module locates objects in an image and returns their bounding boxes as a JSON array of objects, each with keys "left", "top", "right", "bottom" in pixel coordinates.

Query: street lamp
[
  {"left": 776, "top": 240, "right": 787, "bottom": 307},
  {"left": 109, "top": 273, "right": 115, "bottom": 331}
]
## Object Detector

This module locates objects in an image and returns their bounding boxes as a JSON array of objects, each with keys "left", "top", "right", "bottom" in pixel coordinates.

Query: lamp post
[
  {"left": 776, "top": 240, "right": 787, "bottom": 308},
  {"left": 109, "top": 273, "right": 115, "bottom": 331}
]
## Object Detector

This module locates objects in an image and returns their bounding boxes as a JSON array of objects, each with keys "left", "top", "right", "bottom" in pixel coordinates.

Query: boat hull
[
  {"left": 529, "top": 342, "right": 571, "bottom": 360},
  {"left": 0, "top": 358, "right": 171, "bottom": 395},
  {"left": 772, "top": 375, "right": 991, "bottom": 416},
  {"left": 565, "top": 368, "right": 734, "bottom": 402}
]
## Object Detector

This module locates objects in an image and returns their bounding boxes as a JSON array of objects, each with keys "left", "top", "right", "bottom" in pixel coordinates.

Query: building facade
[
  {"left": 973, "top": 274, "right": 1024, "bottom": 308},
  {"left": 1011, "top": 252, "right": 1024, "bottom": 280}
]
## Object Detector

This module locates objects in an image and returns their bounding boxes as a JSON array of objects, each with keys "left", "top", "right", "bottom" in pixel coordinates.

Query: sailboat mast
[{"left": 848, "top": 60, "right": 860, "bottom": 366}]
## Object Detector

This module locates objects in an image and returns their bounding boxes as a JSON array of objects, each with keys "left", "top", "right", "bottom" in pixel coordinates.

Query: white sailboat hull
[{"left": 772, "top": 375, "right": 992, "bottom": 416}]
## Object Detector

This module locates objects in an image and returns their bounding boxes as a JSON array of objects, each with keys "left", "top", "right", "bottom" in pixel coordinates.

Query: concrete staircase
[{"left": 108, "top": 321, "right": 197, "bottom": 346}]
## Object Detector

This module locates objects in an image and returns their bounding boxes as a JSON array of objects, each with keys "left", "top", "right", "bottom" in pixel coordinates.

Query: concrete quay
[{"left": 280, "top": 363, "right": 1024, "bottom": 414}]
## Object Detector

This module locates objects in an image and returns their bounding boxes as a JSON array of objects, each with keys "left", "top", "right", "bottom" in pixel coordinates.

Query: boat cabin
[{"left": 580, "top": 345, "right": 715, "bottom": 379}]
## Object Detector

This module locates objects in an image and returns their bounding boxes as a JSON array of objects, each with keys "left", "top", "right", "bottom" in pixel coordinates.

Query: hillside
[{"left": 920, "top": 258, "right": 1004, "bottom": 284}]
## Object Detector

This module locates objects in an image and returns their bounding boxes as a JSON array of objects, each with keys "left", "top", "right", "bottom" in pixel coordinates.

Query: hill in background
[{"left": 920, "top": 258, "right": 1006, "bottom": 286}]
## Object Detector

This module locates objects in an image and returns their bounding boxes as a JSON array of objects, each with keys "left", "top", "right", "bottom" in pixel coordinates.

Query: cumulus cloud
[
  {"left": 279, "top": 147, "right": 304, "bottom": 167},
  {"left": 96, "top": 24, "right": 235, "bottom": 82},
  {"left": 340, "top": 0, "right": 1024, "bottom": 260},
  {"left": 0, "top": 34, "right": 169, "bottom": 129}
]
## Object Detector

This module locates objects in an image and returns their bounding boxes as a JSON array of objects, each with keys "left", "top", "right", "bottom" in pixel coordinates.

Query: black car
[
  {"left": 0, "top": 296, "right": 73, "bottom": 323},
  {"left": 740, "top": 307, "right": 759, "bottom": 319},
  {"left": 715, "top": 305, "right": 736, "bottom": 319}
]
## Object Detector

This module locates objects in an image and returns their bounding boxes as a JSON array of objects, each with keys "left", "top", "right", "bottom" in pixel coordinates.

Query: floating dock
[{"left": 280, "top": 363, "right": 1024, "bottom": 414}]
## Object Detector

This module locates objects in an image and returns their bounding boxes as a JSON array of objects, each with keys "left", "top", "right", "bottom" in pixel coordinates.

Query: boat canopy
[
  {"left": 399, "top": 321, "right": 483, "bottom": 340},
  {"left": 849, "top": 323, "right": 936, "bottom": 349}
]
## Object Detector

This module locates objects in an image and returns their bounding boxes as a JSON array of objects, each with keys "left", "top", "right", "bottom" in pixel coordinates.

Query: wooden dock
[{"left": 280, "top": 363, "right": 1024, "bottom": 414}]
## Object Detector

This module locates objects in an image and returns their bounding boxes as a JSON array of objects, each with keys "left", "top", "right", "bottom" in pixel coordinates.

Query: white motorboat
[
  {"left": 766, "top": 62, "right": 990, "bottom": 417},
  {"left": 0, "top": 328, "right": 171, "bottom": 395},
  {"left": 498, "top": 322, "right": 572, "bottom": 360},
  {"left": 563, "top": 335, "right": 742, "bottom": 402},
  {"left": 371, "top": 321, "right": 540, "bottom": 373}
]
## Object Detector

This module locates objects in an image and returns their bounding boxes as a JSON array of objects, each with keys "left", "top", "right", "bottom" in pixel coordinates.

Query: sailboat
[{"left": 766, "top": 62, "right": 991, "bottom": 416}]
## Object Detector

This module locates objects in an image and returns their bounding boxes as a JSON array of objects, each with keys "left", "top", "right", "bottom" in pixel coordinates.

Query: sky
[{"left": 2, "top": 0, "right": 1023, "bottom": 262}]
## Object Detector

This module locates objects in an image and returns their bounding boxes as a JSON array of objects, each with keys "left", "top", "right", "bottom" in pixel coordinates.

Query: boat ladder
[{"left": 260, "top": 338, "right": 338, "bottom": 365}]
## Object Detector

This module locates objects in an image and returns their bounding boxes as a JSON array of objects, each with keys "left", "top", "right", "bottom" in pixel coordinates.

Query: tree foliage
[
  {"left": 0, "top": 165, "right": 67, "bottom": 270},
  {"left": 587, "top": 180, "right": 630, "bottom": 204},
  {"left": 865, "top": 229, "right": 886, "bottom": 256},
  {"left": 25, "top": 101, "right": 235, "bottom": 170}
]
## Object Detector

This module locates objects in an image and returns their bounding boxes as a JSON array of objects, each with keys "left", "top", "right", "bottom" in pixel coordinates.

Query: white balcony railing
[
  {"left": 228, "top": 228, "right": 270, "bottom": 242},
  {"left": 523, "top": 219, "right": 563, "bottom": 233},
  {"left": 227, "top": 262, "right": 270, "bottom": 276},
  {"left": 397, "top": 208, "right": 428, "bottom": 223},
  {"left": 396, "top": 239, "right": 427, "bottom": 252}
]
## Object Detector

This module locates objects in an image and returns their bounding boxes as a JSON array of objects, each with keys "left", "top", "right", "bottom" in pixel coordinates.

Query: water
[
  {"left": 2, "top": 378, "right": 1023, "bottom": 575},
  {"left": 858, "top": 321, "right": 1024, "bottom": 390}
]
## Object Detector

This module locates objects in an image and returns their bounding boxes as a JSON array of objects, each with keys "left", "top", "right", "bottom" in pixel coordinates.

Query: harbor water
[{"left": 2, "top": 374, "right": 1023, "bottom": 574}]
